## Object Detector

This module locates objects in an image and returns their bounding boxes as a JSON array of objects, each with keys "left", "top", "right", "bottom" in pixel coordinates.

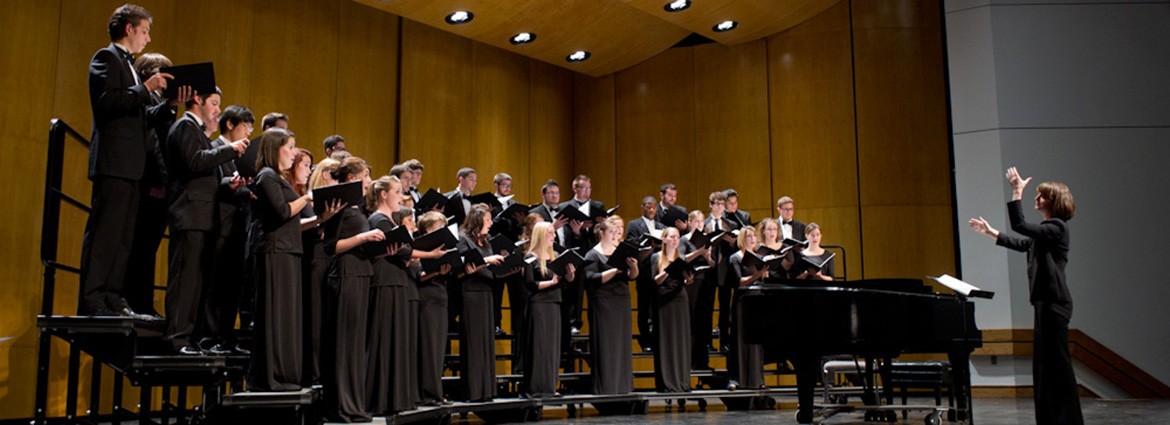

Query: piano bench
[{"left": 888, "top": 361, "right": 954, "bottom": 419}]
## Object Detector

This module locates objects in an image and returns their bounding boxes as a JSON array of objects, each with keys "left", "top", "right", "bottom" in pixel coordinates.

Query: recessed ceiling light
[
  {"left": 445, "top": 10, "right": 473, "bottom": 25},
  {"left": 566, "top": 50, "right": 591, "bottom": 63},
  {"left": 713, "top": 20, "right": 738, "bottom": 32},
  {"left": 664, "top": 0, "right": 691, "bottom": 12},
  {"left": 510, "top": 32, "right": 535, "bottom": 45}
]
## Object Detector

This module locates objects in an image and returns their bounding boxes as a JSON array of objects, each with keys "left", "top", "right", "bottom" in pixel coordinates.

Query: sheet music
[{"left": 928, "top": 274, "right": 994, "bottom": 299}]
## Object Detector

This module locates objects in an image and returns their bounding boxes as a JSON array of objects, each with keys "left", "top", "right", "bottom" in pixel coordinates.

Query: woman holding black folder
[
  {"left": 364, "top": 176, "right": 416, "bottom": 414},
  {"left": 415, "top": 211, "right": 455, "bottom": 406},
  {"left": 755, "top": 218, "right": 793, "bottom": 283},
  {"left": 794, "top": 223, "right": 834, "bottom": 281},
  {"left": 302, "top": 157, "right": 342, "bottom": 386},
  {"left": 248, "top": 128, "right": 309, "bottom": 392},
  {"left": 521, "top": 221, "right": 574, "bottom": 398},
  {"left": 726, "top": 227, "right": 766, "bottom": 390},
  {"left": 456, "top": 204, "right": 508, "bottom": 401},
  {"left": 650, "top": 227, "right": 693, "bottom": 393},
  {"left": 582, "top": 216, "right": 639, "bottom": 394},
  {"left": 322, "top": 156, "right": 380, "bottom": 423}
]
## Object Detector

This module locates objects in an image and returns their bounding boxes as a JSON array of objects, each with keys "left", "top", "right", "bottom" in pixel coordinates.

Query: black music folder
[
  {"left": 495, "top": 202, "right": 533, "bottom": 222},
  {"left": 549, "top": 248, "right": 587, "bottom": 277},
  {"left": 602, "top": 204, "right": 620, "bottom": 218},
  {"left": 415, "top": 188, "right": 448, "bottom": 213},
  {"left": 489, "top": 234, "right": 525, "bottom": 255},
  {"left": 311, "top": 180, "right": 362, "bottom": 215},
  {"left": 467, "top": 192, "right": 503, "bottom": 208},
  {"left": 689, "top": 230, "right": 725, "bottom": 249},
  {"left": 462, "top": 247, "right": 487, "bottom": 268},
  {"left": 363, "top": 224, "right": 413, "bottom": 256},
  {"left": 782, "top": 237, "right": 810, "bottom": 248},
  {"left": 555, "top": 205, "right": 591, "bottom": 222},
  {"left": 490, "top": 252, "right": 527, "bottom": 277},
  {"left": 659, "top": 206, "right": 688, "bottom": 228},
  {"left": 755, "top": 244, "right": 792, "bottom": 257},
  {"left": 741, "top": 250, "right": 785, "bottom": 271},
  {"left": 412, "top": 223, "right": 460, "bottom": 251},
  {"left": 796, "top": 252, "right": 835, "bottom": 272},
  {"left": 421, "top": 249, "right": 461, "bottom": 273},
  {"left": 159, "top": 62, "right": 216, "bottom": 99},
  {"left": 606, "top": 241, "right": 653, "bottom": 270}
]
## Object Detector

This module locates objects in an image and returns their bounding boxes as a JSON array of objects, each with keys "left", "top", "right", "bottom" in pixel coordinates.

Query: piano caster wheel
[
  {"left": 697, "top": 399, "right": 708, "bottom": 412},
  {"left": 925, "top": 411, "right": 943, "bottom": 425}
]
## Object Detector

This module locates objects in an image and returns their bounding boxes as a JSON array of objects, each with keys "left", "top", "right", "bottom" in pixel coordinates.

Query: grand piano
[{"left": 739, "top": 278, "right": 983, "bottom": 424}]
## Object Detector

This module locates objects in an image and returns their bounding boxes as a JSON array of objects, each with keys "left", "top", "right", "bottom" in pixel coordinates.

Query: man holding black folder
[
  {"left": 626, "top": 196, "right": 665, "bottom": 352},
  {"left": 444, "top": 167, "right": 477, "bottom": 223},
  {"left": 657, "top": 183, "right": 687, "bottom": 229},
  {"left": 164, "top": 89, "right": 248, "bottom": 354},
  {"left": 558, "top": 175, "right": 605, "bottom": 335},
  {"left": 79, "top": 4, "right": 184, "bottom": 317}
]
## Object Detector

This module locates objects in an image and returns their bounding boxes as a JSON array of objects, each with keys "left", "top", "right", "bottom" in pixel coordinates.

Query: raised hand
[
  {"left": 1006, "top": 167, "right": 1032, "bottom": 199},
  {"left": 968, "top": 216, "right": 999, "bottom": 239}
]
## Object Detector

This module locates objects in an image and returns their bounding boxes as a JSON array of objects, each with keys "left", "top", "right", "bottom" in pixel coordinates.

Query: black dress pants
[
  {"left": 1033, "top": 301, "right": 1084, "bottom": 425},
  {"left": 79, "top": 177, "right": 140, "bottom": 314}
]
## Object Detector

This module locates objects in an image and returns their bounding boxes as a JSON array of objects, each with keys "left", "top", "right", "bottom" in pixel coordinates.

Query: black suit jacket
[
  {"left": 88, "top": 43, "right": 172, "bottom": 181},
  {"left": 625, "top": 217, "right": 663, "bottom": 244},
  {"left": 213, "top": 137, "right": 253, "bottom": 238},
  {"left": 235, "top": 135, "right": 262, "bottom": 179},
  {"left": 997, "top": 200, "right": 1072, "bottom": 304},
  {"left": 782, "top": 219, "right": 807, "bottom": 241},
  {"left": 731, "top": 210, "right": 752, "bottom": 228},
  {"left": 531, "top": 203, "right": 558, "bottom": 223},
  {"left": 166, "top": 113, "right": 238, "bottom": 232},
  {"left": 559, "top": 198, "right": 605, "bottom": 250},
  {"left": 655, "top": 204, "right": 687, "bottom": 228}
]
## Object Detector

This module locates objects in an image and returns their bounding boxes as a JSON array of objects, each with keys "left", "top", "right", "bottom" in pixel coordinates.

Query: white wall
[{"left": 946, "top": 0, "right": 1170, "bottom": 392}]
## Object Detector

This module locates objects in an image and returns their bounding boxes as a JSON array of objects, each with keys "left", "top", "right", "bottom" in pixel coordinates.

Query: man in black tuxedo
[
  {"left": 403, "top": 159, "right": 425, "bottom": 203},
  {"left": 777, "top": 196, "right": 806, "bottom": 241},
  {"left": 79, "top": 4, "right": 179, "bottom": 317},
  {"left": 531, "top": 180, "right": 569, "bottom": 246},
  {"left": 558, "top": 175, "right": 604, "bottom": 335},
  {"left": 200, "top": 105, "right": 255, "bottom": 354},
  {"left": 725, "top": 188, "right": 752, "bottom": 228},
  {"left": 443, "top": 167, "right": 477, "bottom": 224},
  {"left": 656, "top": 183, "right": 687, "bottom": 229},
  {"left": 699, "top": 191, "right": 740, "bottom": 352},
  {"left": 626, "top": 196, "right": 664, "bottom": 352},
  {"left": 164, "top": 90, "right": 248, "bottom": 354}
]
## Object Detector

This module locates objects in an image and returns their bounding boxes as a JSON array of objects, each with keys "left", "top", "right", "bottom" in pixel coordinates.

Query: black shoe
[
  {"left": 177, "top": 346, "right": 204, "bottom": 356},
  {"left": 711, "top": 328, "right": 720, "bottom": 337},
  {"left": 121, "top": 307, "right": 156, "bottom": 321},
  {"left": 705, "top": 344, "right": 717, "bottom": 353},
  {"left": 208, "top": 344, "right": 234, "bottom": 355},
  {"left": 495, "top": 326, "right": 506, "bottom": 336},
  {"left": 720, "top": 345, "right": 730, "bottom": 353},
  {"left": 234, "top": 345, "right": 252, "bottom": 356},
  {"left": 570, "top": 326, "right": 581, "bottom": 335},
  {"left": 79, "top": 306, "right": 119, "bottom": 317},
  {"left": 642, "top": 346, "right": 653, "bottom": 353},
  {"left": 727, "top": 380, "right": 740, "bottom": 391}
]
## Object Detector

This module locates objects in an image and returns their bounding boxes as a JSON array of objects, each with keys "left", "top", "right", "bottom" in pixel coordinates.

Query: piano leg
[
  {"left": 948, "top": 350, "right": 974, "bottom": 424},
  {"left": 794, "top": 354, "right": 819, "bottom": 424}
]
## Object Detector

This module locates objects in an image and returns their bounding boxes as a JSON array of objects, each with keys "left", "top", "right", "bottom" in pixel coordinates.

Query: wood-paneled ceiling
[{"left": 352, "top": 0, "right": 839, "bottom": 77}]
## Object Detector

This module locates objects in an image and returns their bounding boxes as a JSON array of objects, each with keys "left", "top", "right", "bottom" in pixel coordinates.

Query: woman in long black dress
[
  {"left": 727, "top": 226, "right": 767, "bottom": 390},
  {"left": 650, "top": 227, "right": 693, "bottom": 393},
  {"left": 792, "top": 223, "right": 835, "bottom": 281},
  {"left": 303, "top": 158, "right": 343, "bottom": 385},
  {"left": 415, "top": 211, "right": 455, "bottom": 406},
  {"left": 365, "top": 176, "right": 416, "bottom": 415},
  {"left": 456, "top": 204, "right": 508, "bottom": 401},
  {"left": 249, "top": 128, "right": 310, "bottom": 392},
  {"left": 582, "top": 216, "right": 639, "bottom": 394},
  {"left": 323, "top": 157, "right": 380, "bottom": 423},
  {"left": 522, "top": 221, "right": 575, "bottom": 398},
  {"left": 969, "top": 167, "right": 1082, "bottom": 425}
]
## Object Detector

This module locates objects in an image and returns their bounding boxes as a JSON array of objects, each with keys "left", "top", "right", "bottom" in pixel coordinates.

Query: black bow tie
[{"left": 783, "top": 221, "right": 793, "bottom": 225}]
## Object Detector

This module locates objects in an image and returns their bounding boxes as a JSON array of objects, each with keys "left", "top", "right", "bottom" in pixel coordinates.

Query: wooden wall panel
[
  {"left": 528, "top": 61, "right": 576, "bottom": 200},
  {"left": 336, "top": 1, "right": 399, "bottom": 173},
  {"left": 470, "top": 43, "right": 531, "bottom": 201},
  {"left": 614, "top": 48, "right": 696, "bottom": 216},
  {"left": 0, "top": 0, "right": 62, "bottom": 419},
  {"left": 572, "top": 74, "right": 617, "bottom": 204},
  {"left": 767, "top": 1, "right": 863, "bottom": 278},
  {"left": 693, "top": 41, "right": 772, "bottom": 220},
  {"left": 851, "top": 0, "right": 955, "bottom": 278},
  {"left": 399, "top": 20, "right": 473, "bottom": 193},
  {"left": 249, "top": 0, "right": 340, "bottom": 162}
]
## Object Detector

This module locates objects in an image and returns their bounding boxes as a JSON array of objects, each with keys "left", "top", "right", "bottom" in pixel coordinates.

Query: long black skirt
[
  {"left": 366, "top": 285, "right": 418, "bottom": 414},
  {"left": 460, "top": 290, "right": 496, "bottom": 401},
  {"left": 656, "top": 292, "right": 691, "bottom": 392},
  {"left": 249, "top": 251, "right": 303, "bottom": 391},
  {"left": 324, "top": 275, "right": 372, "bottom": 423},
  {"left": 588, "top": 294, "right": 633, "bottom": 394},
  {"left": 732, "top": 288, "right": 764, "bottom": 388},
  {"left": 302, "top": 242, "right": 329, "bottom": 385},
  {"left": 418, "top": 293, "right": 448, "bottom": 404},
  {"left": 522, "top": 301, "right": 561, "bottom": 397}
]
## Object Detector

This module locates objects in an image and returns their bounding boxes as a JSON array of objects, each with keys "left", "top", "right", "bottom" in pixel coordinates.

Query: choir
[{"left": 82, "top": 4, "right": 844, "bottom": 422}]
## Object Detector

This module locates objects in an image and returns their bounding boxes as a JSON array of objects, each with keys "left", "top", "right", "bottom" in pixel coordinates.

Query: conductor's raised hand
[
  {"left": 1006, "top": 167, "right": 1032, "bottom": 199},
  {"left": 968, "top": 216, "right": 999, "bottom": 239}
]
